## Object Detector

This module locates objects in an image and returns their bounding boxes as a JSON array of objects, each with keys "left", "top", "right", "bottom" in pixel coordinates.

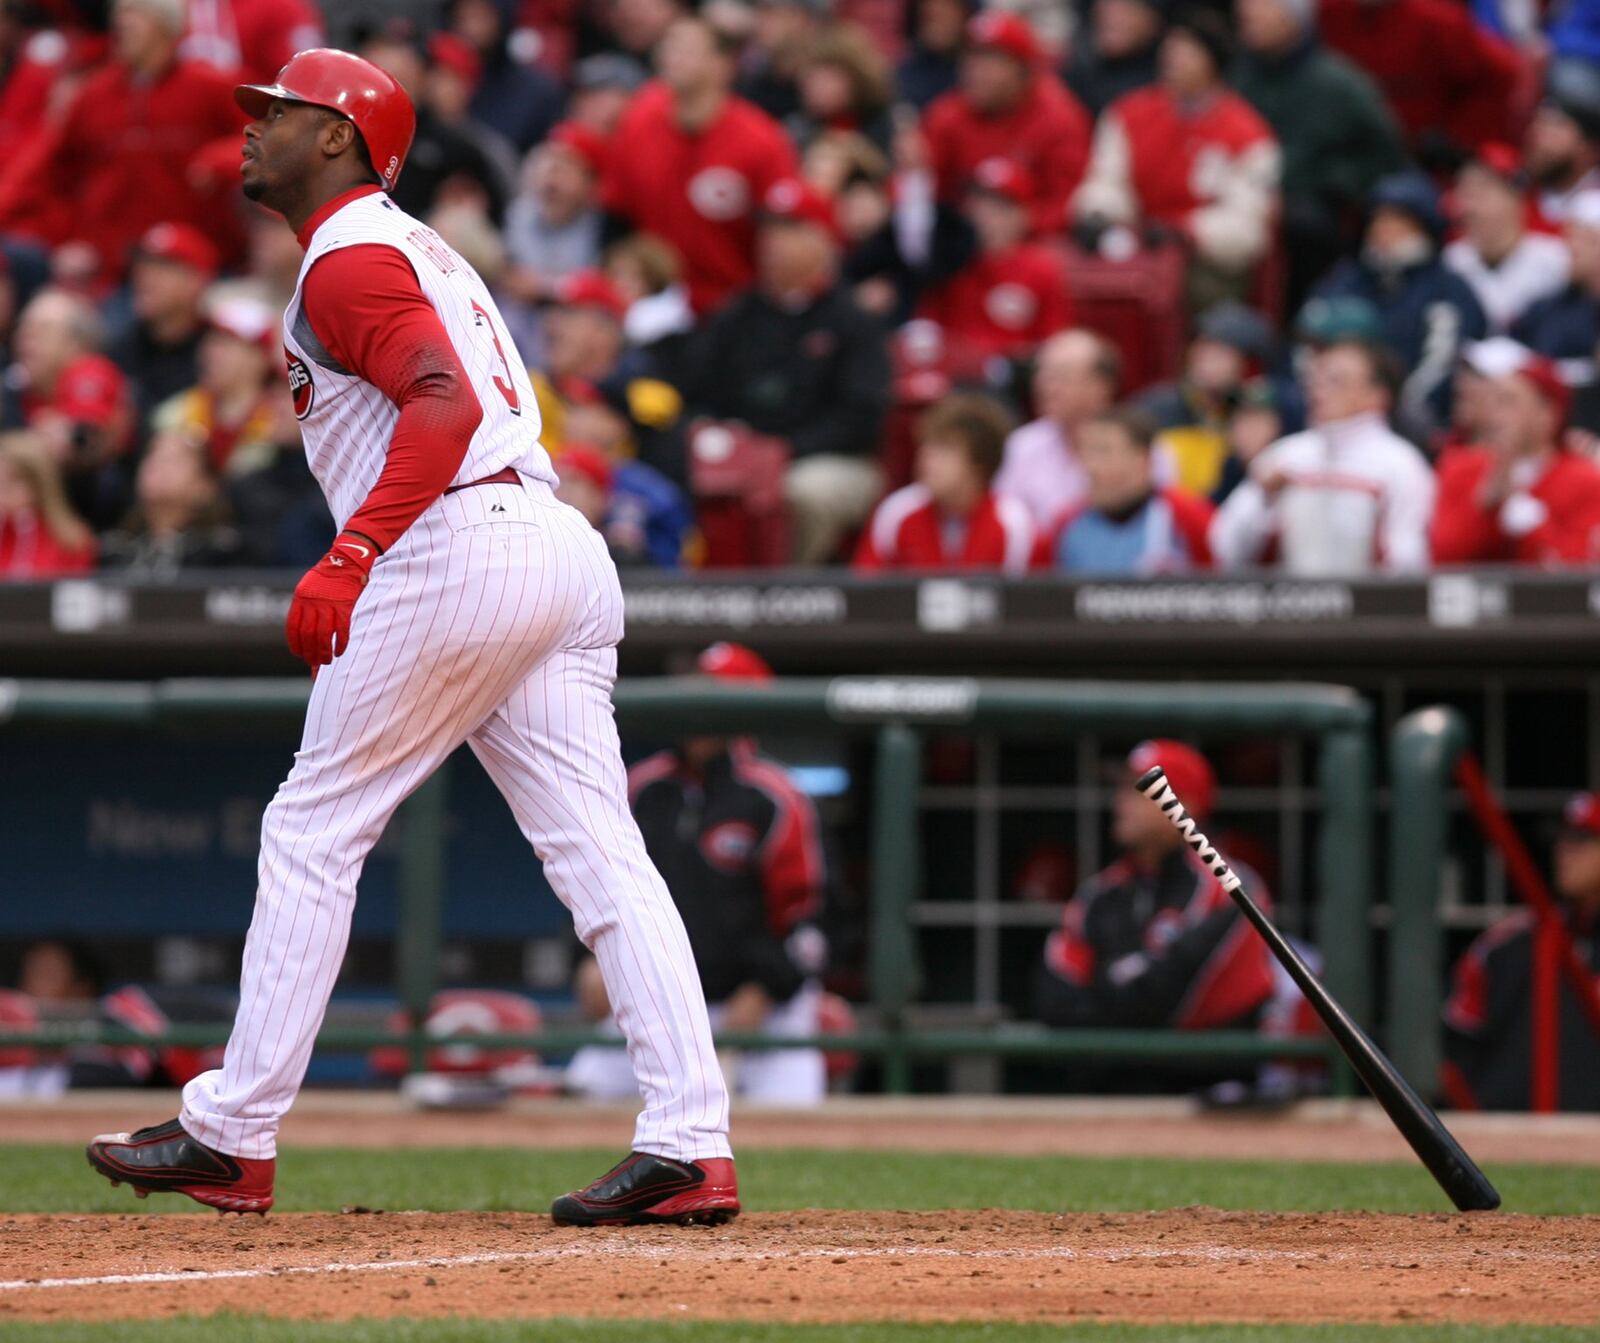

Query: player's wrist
[{"left": 327, "top": 532, "right": 380, "bottom": 576}]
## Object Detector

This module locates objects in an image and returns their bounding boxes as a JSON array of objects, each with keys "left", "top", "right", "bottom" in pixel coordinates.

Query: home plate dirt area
[{"left": 1, "top": 1208, "right": 1597, "bottom": 1327}]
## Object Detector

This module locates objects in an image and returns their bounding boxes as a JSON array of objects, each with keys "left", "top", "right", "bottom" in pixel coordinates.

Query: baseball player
[{"left": 85, "top": 49, "right": 737, "bottom": 1226}]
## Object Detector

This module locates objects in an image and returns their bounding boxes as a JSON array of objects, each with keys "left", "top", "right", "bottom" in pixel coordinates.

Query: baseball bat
[{"left": 1135, "top": 764, "right": 1501, "bottom": 1213}]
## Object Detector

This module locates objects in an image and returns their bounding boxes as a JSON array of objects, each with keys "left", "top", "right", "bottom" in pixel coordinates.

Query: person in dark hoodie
[
  {"left": 1063, "top": 0, "right": 1165, "bottom": 119},
  {"left": 1308, "top": 172, "right": 1488, "bottom": 440},
  {"left": 445, "top": 0, "right": 564, "bottom": 154},
  {"left": 895, "top": 0, "right": 973, "bottom": 111},
  {"left": 1233, "top": 0, "right": 1404, "bottom": 309}
]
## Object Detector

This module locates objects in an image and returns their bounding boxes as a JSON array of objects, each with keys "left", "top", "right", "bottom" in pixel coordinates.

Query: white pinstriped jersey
[{"left": 283, "top": 191, "right": 556, "bottom": 532}]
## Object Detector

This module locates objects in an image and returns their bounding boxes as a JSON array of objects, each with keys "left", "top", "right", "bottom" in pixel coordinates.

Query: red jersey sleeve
[
  {"left": 301, "top": 243, "right": 484, "bottom": 552},
  {"left": 1428, "top": 447, "right": 1502, "bottom": 565}
]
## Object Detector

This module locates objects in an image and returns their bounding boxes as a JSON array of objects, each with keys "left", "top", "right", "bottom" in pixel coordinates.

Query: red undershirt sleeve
[{"left": 300, "top": 243, "right": 484, "bottom": 553}]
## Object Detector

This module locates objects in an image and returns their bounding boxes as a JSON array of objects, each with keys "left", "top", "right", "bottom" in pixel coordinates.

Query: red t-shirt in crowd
[
  {"left": 0, "top": 514, "right": 95, "bottom": 578},
  {"left": 603, "top": 82, "right": 799, "bottom": 314},
  {"left": 923, "top": 74, "right": 1091, "bottom": 235},
  {"left": 1319, "top": 0, "right": 1523, "bottom": 151},
  {"left": 1429, "top": 443, "right": 1600, "bottom": 566},
  {"left": 854, "top": 483, "right": 1036, "bottom": 573},
  {"left": 918, "top": 242, "right": 1072, "bottom": 364}
]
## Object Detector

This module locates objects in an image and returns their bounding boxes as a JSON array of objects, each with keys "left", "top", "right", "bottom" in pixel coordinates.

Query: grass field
[
  {"left": 3, "top": 1137, "right": 1598, "bottom": 1341},
  {"left": 0, "top": 1143, "right": 1595, "bottom": 1217}
]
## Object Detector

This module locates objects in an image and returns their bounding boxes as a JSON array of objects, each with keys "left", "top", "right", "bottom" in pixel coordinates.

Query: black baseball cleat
[
  {"left": 86, "top": 1118, "right": 274, "bottom": 1214},
  {"left": 551, "top": 1152, "right": 739, "bottom": 1227}
]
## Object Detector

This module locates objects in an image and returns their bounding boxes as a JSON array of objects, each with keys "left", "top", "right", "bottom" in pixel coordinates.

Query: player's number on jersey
[{"left": 472, "top": 300, "right": 522, "bottom": 416}]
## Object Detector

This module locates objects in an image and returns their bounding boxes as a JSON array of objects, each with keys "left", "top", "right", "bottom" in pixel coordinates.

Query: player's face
[
  {"left": 1113, "top": 782, "right": 1172, "bottom": 851},
  {"left": 241, "top": 100, "right": 332, "bottom": 209},
  {"left": 1555, "top": 832, "right": 1600, "bottom": 904}
]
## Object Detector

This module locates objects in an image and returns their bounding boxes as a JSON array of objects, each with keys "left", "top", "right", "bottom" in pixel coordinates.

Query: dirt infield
[
  {"left": 6, "top": 1094, "right": 1600, "bottom": 1165},
  {"left": 2, "top": 1208, "right": 1596, "bottom": 1327}
]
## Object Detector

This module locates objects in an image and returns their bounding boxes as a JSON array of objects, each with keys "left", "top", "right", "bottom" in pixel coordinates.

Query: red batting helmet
[{"left": 235, "top": 49, "right": 416, "bottom": 192}]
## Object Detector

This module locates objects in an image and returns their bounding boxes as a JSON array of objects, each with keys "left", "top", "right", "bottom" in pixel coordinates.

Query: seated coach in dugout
[
  {"left": 1036, "top": 742, "right": 1278, "bottom": 1036},
  {"left": 567, "top": 642, "right": 834, "bottom": 1105},
  {"left": 1441, "top": 791, "right": 1600, "bottom": 1112}
]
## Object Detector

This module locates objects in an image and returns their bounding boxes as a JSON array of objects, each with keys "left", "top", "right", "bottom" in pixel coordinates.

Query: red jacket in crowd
[
  {"left": 918, "top": 241, "right": 1072, "bottom": 364},
  {"left": 0, "top": 515, "right": 95, "bottom": 579},
  {"left": 923, "top": 73, "right": 1091, "bottom": 235},
  {"left": 1430, "top": 444, "right": 1600, "bottom": 565},
  {"left": 603, "top": 82, "right": 799, "bottom": 314},
  {"left": 0, "top": 56, "right": 244, "bottom": 281},
  {"left": 0, "top": 26, "right": 107, "bottom": 170},
  {"left": 854, "top": 483, "right": 1036, "bottom": 573},
  {"left": 181, "top": 0, "right": 326, "bottom": 84},
  {"left": 1319, "top": 0, "right": 1524, "bottom": 151},
  {"left": 1077, "top": 86, "right": 1279, "bottom": 272}
]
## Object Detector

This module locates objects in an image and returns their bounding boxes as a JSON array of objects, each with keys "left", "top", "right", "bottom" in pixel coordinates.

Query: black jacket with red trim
[
  {"left": 1035, "top": 845, "right": 1275, "bottom": 1030},
  {"left": 1441, "top": 907, "right": 1600, "bottom": 1112},
  {"left": 628, "top": 742, "right": 830, "bottom": 1003}
]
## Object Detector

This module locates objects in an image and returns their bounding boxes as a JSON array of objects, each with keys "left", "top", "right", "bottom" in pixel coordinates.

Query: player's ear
[{"left": 321, "top": 115, "right": 359, "bottom": 165}]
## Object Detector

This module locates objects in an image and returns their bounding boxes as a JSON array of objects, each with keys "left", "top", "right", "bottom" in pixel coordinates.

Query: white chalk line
[{"left": 2, "top": 1238, "right": 1593, "bottom": 1293}]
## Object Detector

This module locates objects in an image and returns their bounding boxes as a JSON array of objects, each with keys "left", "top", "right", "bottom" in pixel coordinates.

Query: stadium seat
[
  {"left": 688, "top": 419, "right": 792, "bottom": 567},
  {"left": 1056, "top": 240, "right": 1189, "bottom": 394}
]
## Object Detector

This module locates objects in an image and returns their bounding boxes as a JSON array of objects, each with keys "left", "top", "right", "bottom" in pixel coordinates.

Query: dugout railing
[{"left": 0, "top": 676, "right": 1372, "bottom": 1092}]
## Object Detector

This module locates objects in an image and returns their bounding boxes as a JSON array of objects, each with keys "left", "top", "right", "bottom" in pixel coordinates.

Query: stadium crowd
[{"left": 5, "top": 0, "right": 1600, "bottom": 575}]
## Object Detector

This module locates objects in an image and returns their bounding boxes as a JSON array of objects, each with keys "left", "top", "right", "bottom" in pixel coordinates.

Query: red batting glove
[{"left": 286, "top": 533, "right": 377, "bottom": 668}]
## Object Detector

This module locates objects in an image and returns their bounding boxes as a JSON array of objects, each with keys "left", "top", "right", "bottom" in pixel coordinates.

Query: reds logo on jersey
[
  {"left": 985, "top": 282, "right": 1038, "bottom": 331},
  {"left": 688, "top": 167, "right": 751, "bottom": 221},
  {"left": 701, "top": 820, "right": 760, "bottom": 873},
  {"left": 285, "top": 351, "right": 314, "bottom": 420}
]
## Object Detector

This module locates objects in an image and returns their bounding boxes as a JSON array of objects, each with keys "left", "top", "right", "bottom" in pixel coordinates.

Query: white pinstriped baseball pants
[{"left": 181, "top": 477, "right": 732, "bottom": 1162}]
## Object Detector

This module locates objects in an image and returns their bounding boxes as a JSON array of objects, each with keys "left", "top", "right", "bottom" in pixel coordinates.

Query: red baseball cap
[
  {"left": 696, "top": 641, "right": 774, "bottom": 682},
  {"left": 1127, "top": 739, "right": 1216, "bottom": 820},
  {"left": 1561, "top": 792, "right": 1600, "bottom": 837},
  {"left": 969, "top": 156, "right": 1032, "bottom": 206},
  {"left": 52, "top": 354, "right": 127, "bottom": 428},
  {"left": 1510, "top": 352, "right": 1572, "bottom": 430},
  {"left": 428, "top": 32, "right": 481, "bottom": 87},
  {"left": 1470, "top": 141, "right": 1526, "bottom": 187},
  {"left": 966, "top": 10, "right": 1040, "bottom": 65},
  {"left": 555, "top": 269, "right": 627, "bottom": 322},
  {"left": 556, "top": 441, "right": 614, "bottom": 493},
  {"left": 759, "top": 176, "right": 843, "bottom": 244},
  {"left": 136, "top": 222, "right": 221, "bottom": 279},
  {"left": 547, "top": 120, "right": 608, "bottom": 177}
]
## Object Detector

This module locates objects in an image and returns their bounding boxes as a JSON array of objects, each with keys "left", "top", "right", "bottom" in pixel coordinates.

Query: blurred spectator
[
  {"left": 554, "top": 438, "right": 614, "bottom": 528},
  {"left": 445, "top": 0, "right": 565, "bottom": 153},
  {"left": 837, "top": 121, "right": 975, "bottom": 325},
  {"left": 504, "top": 122, "right": 606, "bottom": 306},
  {"left": 1043, "top": 405, "right": 1212, "bottom": 573},
  {"left": 919, "top": 157, "right": 1071, "bottom": 364},
  {"left": 896, "top": 0, "right": 969, "bottom": 110},
  {"left": 1432, "top": 350, "right": 1600, "bottom": 565},
  {"left": 994, "top": 328, "right": 1119, "bottom": 532},
  {"left": 1442, "top": 791, "right": 1600, "bottom": 1111},
  {"left": 0, "top": 0, "right": 243, "bottom": 287},
  {"left": 556, "top": 428, "right": 694, "bottom": 566},
  {"left": 1138, "top": 301, "right": 1275, "bottom": 498},
  {"left": 1445, "top": 145, "right": 1571, "bottom": 335},
  {"left": 738, "top": 0, "right": 826, "bottom": 123},
  {"left": 0, "top": 3, "right": 109, "bottom": 173},
  {"left": 151, "top": 295, "right": 279, "bottom": 476},
  {"left": 542, "top": 268, "right": 632, "bottom": 385},
  {"left": 1527, "top": 57, "right": 1600, "bottom": 225},
  {"left": 0, "top": 431, "right": 95, "bottom": 578},
  {"left": 1036, "top": 741, "right": 1276, "bottom": 1032},
  {"left": 1075, "top": 9, "right": 1279, "bottom": 303},
  {"left": 16, "top": 939, "right": 102, "bottom": 1002},
  {"left": 606, "top": 0, "right": 686, "bottom": 66},
  {"left": 1234, "top": 0, "right": 1405, "bottom": 310},
  {"left": 680, "top": 176, "right": 891, "bottom": 564},
  {"left": 854, "top": 391, "right": 1032, "bottom": 571},
  {"left": 923, "top": 10, "right": 1090, "bottom": 235},
  {"left": 99, "top": 428, "right": 244, "bottom": 572},
  {"left": 108, "top": 223, "right": 221, "bottom": 441},
  {"left": 1211, "top": 339, "right": 1435, "bottom": 573},
  {"left": 426, "top": 31, "right": 522, "bottom": 194},
  {"left": 361, "top": 27, "right": 508, "bottom": 223},
  {"left": 568, "top": 642, "right": 833, "bottom": 1105},
  {"left": 787, "top": 23, "right": 894, "bottom": 156},
  {"left": 244, "top": 209, "right": 304, "bottom": 312},
  {"left": 1311, "top": 172, "right": 1488, "bottom": 439},
  {"left": 1513, "top": 190, "right": 1600, "bottom": 389},
  {"left": 1319, "top": 0, "right": 1523, "bottom": 156},
  {"left": 3, "top": 287, "right": 101, "bottom": 431},
  {"left": 603, "top": 16, "right": 799, "bottom": 313},
  {"left": 1210, "top": 377, "right": 1284, "bottom": 503},
  {"left": 1062, "top": 0, "right": 1164, "bottom": 118},
  {"left": 224, "top": 388, "right": 333, "bottom": 566},
  {"left": 568, "top": 51, "right": 648, "bottom": 136},
  {"left": 607, "top": 233, "right": 696, "bottom": 368},
  {"left": 180, "top": 0, "right": 324, "bottom": 84}
]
